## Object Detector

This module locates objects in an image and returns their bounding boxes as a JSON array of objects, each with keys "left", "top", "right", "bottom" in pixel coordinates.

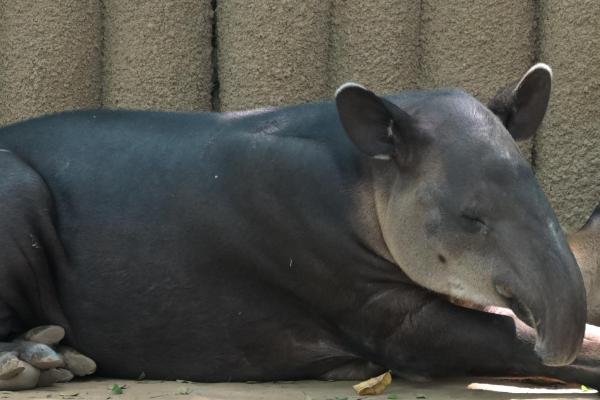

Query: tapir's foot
[
  {"left": 0, "top": 326, "right": 96, "bottom": 390},
  {"left": 57, "top": 345, "right": 97, "bottom": 377}
]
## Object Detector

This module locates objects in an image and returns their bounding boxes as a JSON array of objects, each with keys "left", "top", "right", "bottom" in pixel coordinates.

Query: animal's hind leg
[{"left": 0, "top": 150, "right": 95, "bottom": 389}]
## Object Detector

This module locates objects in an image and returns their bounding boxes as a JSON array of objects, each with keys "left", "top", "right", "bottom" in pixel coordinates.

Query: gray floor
[{"left": 1, "top": 377, "right": 596, "bottom": 400}]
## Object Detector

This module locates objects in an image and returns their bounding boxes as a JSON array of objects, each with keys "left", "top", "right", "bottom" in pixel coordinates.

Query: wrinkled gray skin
[
  {"left": 570, "top": 205, "right": 600, "bottom": 324},
  {"left": 0, "top": 64, "right": 597, "bottom": 390}
]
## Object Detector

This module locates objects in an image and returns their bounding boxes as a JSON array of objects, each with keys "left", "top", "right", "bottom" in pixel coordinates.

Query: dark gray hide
[{"left": 0, "top": 64, "right": 597, "bottom": 386}]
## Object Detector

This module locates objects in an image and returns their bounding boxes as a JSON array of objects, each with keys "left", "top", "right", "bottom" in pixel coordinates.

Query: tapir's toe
[
  {"left": 0, "top": 352, "right": 24, "bottom": 379},
  {"left": 18, "top": 342, "right": 64, "bottom": 369},
  {"left": 58, "top": 346, "right": 96, "bottom": 376},
  {"left": 38, "top": 368, "right": 74, "bottom": 387},
  {"left": 0, "top": 361, "right": 40, "bottom": 390},
  {"left": 23, "top": 325, "right": 65, "bottom": 346}
]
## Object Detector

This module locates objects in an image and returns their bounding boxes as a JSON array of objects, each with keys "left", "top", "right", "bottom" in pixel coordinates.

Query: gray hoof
[
  {"left": 0, "top": 361, "right": 40, "bottom": 391},
  {"left": 58, "top": 346, "right": 96, "bottom": 376},
  {"left": 23, "top": 325, "right": 65, "bottom": 346},
  {"left": 0, "top": 352, "right": 24, "bottom": 379},
  {"left": 18, "top": 341, "right": 63, "bottom": 369},
  {"left": 38, "top": 368, "right": 74, "bottom": 387}
]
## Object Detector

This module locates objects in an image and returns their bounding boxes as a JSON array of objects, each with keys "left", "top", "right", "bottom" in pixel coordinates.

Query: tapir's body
[
  {"left": 1, "top": 65, "right": 600, "bottom": 388},
  {"left": 0, "top": 105, "right": 398, "bottom": 380}
]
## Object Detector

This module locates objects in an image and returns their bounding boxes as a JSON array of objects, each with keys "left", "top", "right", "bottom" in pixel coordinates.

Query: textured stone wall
[
  {"left": 328, "top": 0, "right": 420, "bottom": 94},
  {"left": 0, "top": 1, "right": 102, "bottom": 126},
  {"left": 535, "top": 0, "right": 600, "bottom": 230},
  {"left": 419, "top": 0, "right": 537, "bottom": 159},
  {"left": 0, "top": 1, "right": 597, "bottom": 229},
  {"left": 216, "top": 0, "right": 330, "bottom": 110},
  {"left": 102, "top": 0, "right": 213, "bottom": 111}
]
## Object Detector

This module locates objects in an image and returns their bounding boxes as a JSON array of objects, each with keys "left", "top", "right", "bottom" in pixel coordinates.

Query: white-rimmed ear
[
  {"left": 335, "top": 83, "right": 422, "bottom": 163},
  {"left": 515, "top": 63, "right": 553, "bottom": 92},
  {"left": 488, "top": 63, "right": 552, "bottom": 141},
  {"left": 335, "top": 82, "right": 366, "bottom": 97}
]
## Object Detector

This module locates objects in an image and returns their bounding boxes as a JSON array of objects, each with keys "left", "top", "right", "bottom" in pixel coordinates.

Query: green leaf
[
  {"left": 581, "top": 385, "right": 591, "bottom": 392},
  {"left": 111, "top": 384, "right": 124, "bottom": 395}
]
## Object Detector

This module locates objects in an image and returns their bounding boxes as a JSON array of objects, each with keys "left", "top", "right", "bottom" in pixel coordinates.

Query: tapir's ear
[
  {"left": 335, "top": 82, "right": 420, "bottom": 162},
  {"left": 488, "top": 63, "right": 552, "bottom": 141}
]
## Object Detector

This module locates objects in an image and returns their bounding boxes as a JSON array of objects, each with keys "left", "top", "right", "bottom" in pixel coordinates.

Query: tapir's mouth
[
  {"left": 447, "top": 290, "right": 584, "bottom": 367},
  {"left": 446, "top": 295, "right": 535, "bottom": 328},
  {"left": 446, "top": 296, "right": 484, "bottom": 312},
  {"left": 441, "top": 253, "right": 586, "bottom": 367},
  {"left": 505, "top": 296, "right": 538, "bottom": 329}
]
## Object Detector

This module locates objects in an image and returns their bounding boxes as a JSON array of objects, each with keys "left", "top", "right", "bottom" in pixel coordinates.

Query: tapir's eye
[{"left": 461, "top": 213, "right": 488, "bottom": 234}]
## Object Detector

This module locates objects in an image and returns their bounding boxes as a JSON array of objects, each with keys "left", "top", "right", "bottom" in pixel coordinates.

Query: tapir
[
  {"left": 0, "top": 63, "right": 599, "bottom": 390},
  {"left": 570, "top": 204, "right": 600, "bottom": 324}
]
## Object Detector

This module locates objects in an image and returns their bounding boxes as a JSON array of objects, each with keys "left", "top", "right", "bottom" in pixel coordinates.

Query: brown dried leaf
[{"left": 352, "top": 371, "right": 392, "bottom": 395}]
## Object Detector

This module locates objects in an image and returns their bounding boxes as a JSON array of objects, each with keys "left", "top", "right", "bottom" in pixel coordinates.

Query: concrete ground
[{"left": 1, "top": 377, "right": 597, "bottom": 400}]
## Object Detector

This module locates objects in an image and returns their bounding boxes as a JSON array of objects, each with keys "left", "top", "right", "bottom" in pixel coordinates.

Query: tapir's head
[{"left": 336, "top": 64, "right": 586, "bottom": 366}]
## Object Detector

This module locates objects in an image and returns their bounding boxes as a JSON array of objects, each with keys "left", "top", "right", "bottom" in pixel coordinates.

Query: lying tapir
[{"left": 0, "top": 63, "right": 599, "bottom": 390}]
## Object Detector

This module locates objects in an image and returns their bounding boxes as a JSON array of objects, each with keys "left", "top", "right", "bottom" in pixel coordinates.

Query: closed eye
[{"left": 461, "top": 213, "right": 488, "bottom": 234}]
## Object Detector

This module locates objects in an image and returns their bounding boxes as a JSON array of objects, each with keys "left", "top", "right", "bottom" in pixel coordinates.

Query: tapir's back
[{"left": 0, "top": 107, "right": 344, "bottom": 233}]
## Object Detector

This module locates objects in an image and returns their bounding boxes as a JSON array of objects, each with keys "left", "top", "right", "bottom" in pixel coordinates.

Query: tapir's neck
[
  {"left": 366, "top": 159, "right": 419, "bottom": 265},
  {"left": 224, "top": 101, "right": 398, "bottom": 271},
  {"left": 353, "top": 160, "right": 397, "bottom": 264}
]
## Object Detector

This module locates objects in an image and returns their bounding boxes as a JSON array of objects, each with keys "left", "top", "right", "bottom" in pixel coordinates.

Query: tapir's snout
[
  {"left": 533, "top": 250, "right": 587, "bottom": 366},
  {"left": 494, "top": 231, "right": 587, "bottom": 366}
]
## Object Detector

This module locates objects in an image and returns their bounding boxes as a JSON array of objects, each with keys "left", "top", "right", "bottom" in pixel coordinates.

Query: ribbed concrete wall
[
  {"left": 329, "top": 0, "right": 420, "bottom": 94},
  {"left": 420, "top": 0, "right": 536, "bottom": 99},
  {"left": 0, "top": 1, "right": 102, "bottom": 126},
  {"left": 536, "top": 0, "right": 600, "bottom": 230},
  {"left": 419, "top": 0, "right": 536, "bottom": 159},
  {"left": 0, "top": 1, "right": 597, "bottom": 228},
  {"left": 216, "top": 0, "right": 330, "bottom": 111},
  {"left": 102, "top": 0, "right": 213, "bottom": 111}
]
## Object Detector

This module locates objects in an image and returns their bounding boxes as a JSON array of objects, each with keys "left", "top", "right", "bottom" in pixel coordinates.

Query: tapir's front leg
[{"left": 349, "top": 289, "right": 600, "bottom": 387}]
